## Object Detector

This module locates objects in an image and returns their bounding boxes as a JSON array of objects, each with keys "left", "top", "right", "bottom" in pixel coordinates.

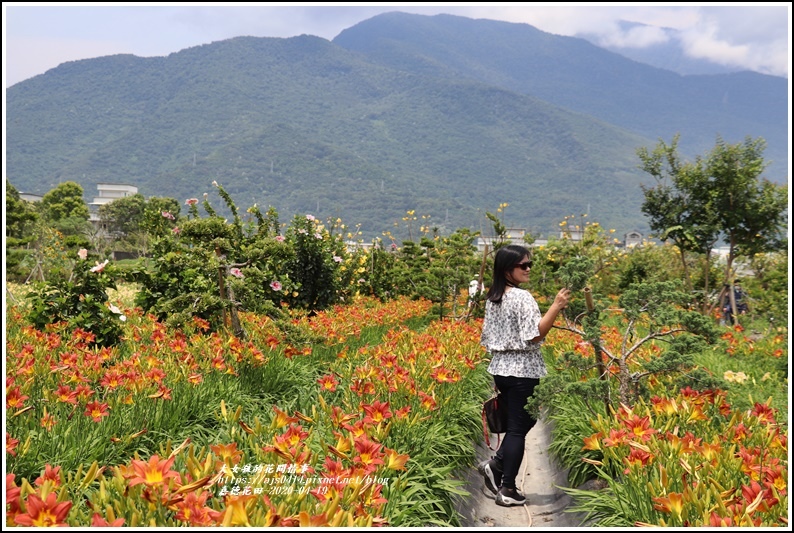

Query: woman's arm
[{"left": 532, "top": 288, "right": 571, "bottom": 342}]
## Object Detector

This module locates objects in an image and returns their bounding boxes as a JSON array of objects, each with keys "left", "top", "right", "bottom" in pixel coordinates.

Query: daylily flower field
[
  {"left": 4, "top": 285, "right": 789, "bottom": 526},
  {"left": 541, "top": 322, "right": 789, "bottom": 527},
  {"left": 6, "top": 294, "right": 492, "bottom": 527}
]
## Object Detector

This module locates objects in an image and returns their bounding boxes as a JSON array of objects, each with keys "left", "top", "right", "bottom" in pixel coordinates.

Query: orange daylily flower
[
  {"left": 317, "top": 374, "right": 339, "bottom": 392},
  {"left": 418, "top": 391, "right": 437, "bottom": 410},
  {"left": 582, "top": 432, "right": 603, "bottom": 451},
  {"left": 751, "top": 402, "right": 777, "bottom": 425},
  {"left": 709, "top": 512, "right": 734, "bottom": 527},
  {"left": 342, "top": 420, "right": 369, "bottom": 439},
  {"left": 173, "top": 490, "right": 221, "bottom": 526},
  {"left": 211, "top": 442, "right": 244, "bottom": 466},
  {"left": 272, "top": 406, "right": 299, "bottom": 429},
  {"left": 650, "top": 396, "right": 678, "bottom": 416},
  {"left": 680, "top": 432, "right": 703, "bottom": 454},
  {"left": 330, "top": 406, "right": 358, "bottom": 427},
  {"left": 221, "top": 494, "right": 257, "bottom": 526},
  {"left": 74, "top": 384, "right": 95, "bottom": 402},
  {"left": 99, "top": 370, "right": 125, "bottom": 389},
  {"left": 623, "top": 448, "right": 653, "bottom": 474},
  {"left": 34, "top": 465, "right": 62, "bottom": 487},
  {"left": 430, "top": 366, "right": 460, "bottom": 383},
  {"left": 362, "top": 400, "right": 393, "bottom": 424},
  {"left": 298, "top": 510, "right": 330, "bottom": 527},
  {"left": 14, "top": 492, "right": 73, "bottom": 527},
  {"left": 54, "top": 384, "right": 78, "bottom": 404},
  {"left": 384, "top": 448, "right": 410, "bottom": 471},
  {"left": 394, "top": 405, "right": 411, "bottom": 420},
  {"left": 623, "top": 415, "right": 657, "bottom": 442},
  {"left": 741, "top": 480, "right": 779, "bottom": 513},
  {"left": 128, "top": 454, "right": 181, "bottom": 487},
  {"left": 652, "top": 492, "right": 684, "bottom": 517},
  {"left": 6, "top": 386, "right": 30, "bottom": 409},
  {"left": 84, "top": 401, "right": 110, "bottom": 422},
  {"left": 602, "top": 428, "right": 628, "bottom": 448},
  {"left": 352, "top": 436, "right": 384, "bottom": 468},
  {"left": 6, "top": 473, "right": 22, "bottom": 521}
]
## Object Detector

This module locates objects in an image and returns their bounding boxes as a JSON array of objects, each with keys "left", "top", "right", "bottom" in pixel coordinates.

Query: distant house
[
  {"left": 345, "top": 240, "right": 376, "bottom": 253},
  {"left": 89, "top": 183, "right": 138, "bottom": 207},
  {"left": 624, "top": 231, "right": 643, "bottom": 248},
  {"left": 88, "top": 183, "right": 138, "bottom": 230}
]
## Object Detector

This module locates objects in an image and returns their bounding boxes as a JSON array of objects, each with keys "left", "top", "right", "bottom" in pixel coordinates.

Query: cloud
[
  {"left": 678, "top": 6, "right": 790, "bottom": 76},
  {"left": 442, "top": 5, "right": 788, "bottom": 76}
]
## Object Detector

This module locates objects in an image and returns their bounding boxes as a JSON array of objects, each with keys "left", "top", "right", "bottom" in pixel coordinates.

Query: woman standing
[{"left": 478, "top": 244, "right": 570, "bottom": 507}]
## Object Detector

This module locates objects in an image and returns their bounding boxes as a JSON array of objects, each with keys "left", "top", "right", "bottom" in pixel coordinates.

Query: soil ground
[{"left": 455, "top": 418, "right": 595, "bottom": 528}]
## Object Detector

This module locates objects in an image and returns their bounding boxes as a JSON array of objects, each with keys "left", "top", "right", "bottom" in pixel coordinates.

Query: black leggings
[{"left": 492, "top": 375, "right": 540, "bottom": 490}]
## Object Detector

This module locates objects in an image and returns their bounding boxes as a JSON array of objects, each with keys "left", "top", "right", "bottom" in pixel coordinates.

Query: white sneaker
[{"left": 495, "top": 487, "right": 526, "bottom": 507}]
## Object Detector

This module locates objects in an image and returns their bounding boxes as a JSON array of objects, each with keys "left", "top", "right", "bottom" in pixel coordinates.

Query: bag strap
[
  {"left": 482, "top": 405, "right": 493, "bottom": 449},
  {"left": 482, "top": 397, "right": 502, "bottom": 451}
]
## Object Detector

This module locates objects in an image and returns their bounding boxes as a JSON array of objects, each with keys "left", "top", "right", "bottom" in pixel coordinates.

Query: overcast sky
[{"left": 3, "top": 3, "right": 791, "bottom": 88}]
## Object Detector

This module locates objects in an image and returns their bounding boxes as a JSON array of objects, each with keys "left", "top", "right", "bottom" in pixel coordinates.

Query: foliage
[
  {"left": 5, "top": 180, "right": 38, "bottom": 242},
  {"left": 5, "top": 181, "right": 39, "bottom": 280},
  {"left": 390, "top": 227, "right": 480, "bottom": 319},
  {"left": 98, "top": 193, "right": 147, "bottom": 235},
  {"left": 746, "top": 250, "right": 789, "bottom": 326},
  {"left": 638, "top": 135, "right": 788, "bottom": 317},
  {"left": 284, "top": 213, "right": 344, "bottom": 310},
  {"left": 637, "top": 134, "right": 720, "bottom": 298},
  {"left": 37, "top": 181, "right": 90, "bottom": 223},
  {"left": 24, "top": 250, "right": 125, "bottom": 347}
]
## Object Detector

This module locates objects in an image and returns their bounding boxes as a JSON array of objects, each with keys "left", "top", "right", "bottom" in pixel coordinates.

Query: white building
[
  {"left": 624, "top": 231, "right": 643, "bottom": 248},
  {"left": 88, "top": 183, "right": 138, "bottom": 227},
  {"left": 89, "top": 183, "right": 138, "bottom": 207}
]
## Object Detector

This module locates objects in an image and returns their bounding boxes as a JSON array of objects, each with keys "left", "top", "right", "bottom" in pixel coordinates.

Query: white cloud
[{"left": 678, "top": 7, "right": 790, "bottom": 77}]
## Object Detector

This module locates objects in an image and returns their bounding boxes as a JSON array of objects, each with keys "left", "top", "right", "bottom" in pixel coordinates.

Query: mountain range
[{"left": 6, "top": 12, "right": 788, "bottom": 241}]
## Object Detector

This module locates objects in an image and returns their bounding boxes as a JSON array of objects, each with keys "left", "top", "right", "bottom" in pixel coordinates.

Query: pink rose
[{"left": 270, "top": 281, "right": 282, "bottom": 292}]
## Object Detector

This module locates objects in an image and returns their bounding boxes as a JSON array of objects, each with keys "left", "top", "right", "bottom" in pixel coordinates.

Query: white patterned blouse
[{"left": 480, "top": 287, "right": 547, "bottom": 379}]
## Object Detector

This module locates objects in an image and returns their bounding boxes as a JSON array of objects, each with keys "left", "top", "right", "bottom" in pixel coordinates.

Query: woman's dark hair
[{"left": 487, "top": 244, "right": 530, "bottom": 303}]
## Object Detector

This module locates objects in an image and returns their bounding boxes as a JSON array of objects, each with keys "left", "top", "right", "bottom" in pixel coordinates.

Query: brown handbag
[{"left": 482, "top": 391, "right": 507, "bottom": 450}]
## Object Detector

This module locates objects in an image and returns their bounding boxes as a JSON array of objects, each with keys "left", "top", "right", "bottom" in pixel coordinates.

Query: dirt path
[{"left": 456, "top": 418, "right": 591, "bottom": 528}]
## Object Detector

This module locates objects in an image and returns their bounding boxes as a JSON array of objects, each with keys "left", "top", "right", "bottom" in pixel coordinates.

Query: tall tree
[
  {"left": 38, "top": 181, "right": 90, "bottom": 222},
  {"left": 98, "top": 193, "right": 146, "bottom": 235},
  {"left": 6, "top": 180, "right": 38, "bottom": 242},
  {"left": 699, "top": 136, "right": 787, "bottom": 298},
  {"left": 638, "top": 135, "right": 787, "bottom": 318},
  {"left": 637, "top": 135, "right": 720, "bottom": 304}
]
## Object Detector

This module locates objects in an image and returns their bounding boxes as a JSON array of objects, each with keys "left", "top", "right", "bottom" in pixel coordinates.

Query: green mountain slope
[
  {"left": 333, "top": 12, "right": 788, "bottom": 181},
  {"left": 7, "top": 33, "right": 656, "bottom": 239}
]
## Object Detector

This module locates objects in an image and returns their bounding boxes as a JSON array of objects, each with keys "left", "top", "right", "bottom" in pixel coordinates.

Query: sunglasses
[{"left": 514, "top": 261, "right": 533, "bottom": 271}]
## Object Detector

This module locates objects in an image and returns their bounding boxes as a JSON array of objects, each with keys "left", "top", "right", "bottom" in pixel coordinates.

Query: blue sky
[{"left": 3, "top": 3, "right": 791, "bottom": 88}]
